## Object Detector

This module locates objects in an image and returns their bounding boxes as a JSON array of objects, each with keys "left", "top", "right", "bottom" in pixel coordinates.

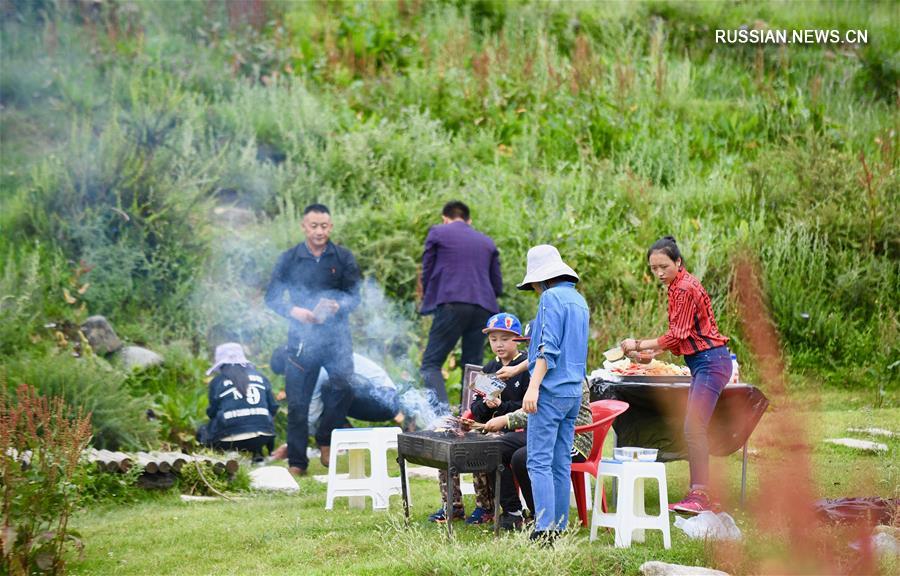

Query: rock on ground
[
  {"left": 81, "top": 315, "right": 123, "bottom": 355},
  {"left": 119, "top": 345, "right": 164, "bottom": 370},
  {"left": 847, "top": 427, "right": 897, "bottom": 438},
  {"left": 212, "top": 206, "right": 256, "bottom": 227},
  {"left": 640, "top": 561, "right": 730, "bottom": 576},
  {"left": 249, "top": 466, "right": 300, "bottom": 493},
  {"left": 824, "top": 438, "right": 888, "bottom": 452}
]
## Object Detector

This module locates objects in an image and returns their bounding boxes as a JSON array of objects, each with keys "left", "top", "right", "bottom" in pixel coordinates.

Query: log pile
[{"left": 84, "top": 449, "right": 241, "bottom": 489}]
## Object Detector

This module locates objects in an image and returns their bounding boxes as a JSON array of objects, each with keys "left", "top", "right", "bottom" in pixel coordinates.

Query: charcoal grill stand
[{"left": 398, "top": 448, "right": 504, "bottom": 538}]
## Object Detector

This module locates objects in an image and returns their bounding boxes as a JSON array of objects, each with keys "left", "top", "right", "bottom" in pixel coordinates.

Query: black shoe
[
  {"left": 529, "top": 530, "right": 553, "bottom": 547},
  {"left": 499, "top": 512, "right": 524, "bottom": 531},
  {"left": 529, "top": 529, "right": 561, "bottom": 547}
]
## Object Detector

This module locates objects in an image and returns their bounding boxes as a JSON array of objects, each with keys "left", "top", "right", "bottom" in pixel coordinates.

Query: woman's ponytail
[{"left": 647, "top": 236, "right": 684, "bottom": 266}]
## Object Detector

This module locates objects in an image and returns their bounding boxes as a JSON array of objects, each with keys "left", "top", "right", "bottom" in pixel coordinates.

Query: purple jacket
[{"left": 420, "top": 221, "right": 503, "bottom": 314}]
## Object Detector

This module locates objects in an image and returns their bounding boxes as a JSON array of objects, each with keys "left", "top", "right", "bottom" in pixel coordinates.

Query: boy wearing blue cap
[{"left": 428, "top": 312, "right": 530, "bottom": 524}]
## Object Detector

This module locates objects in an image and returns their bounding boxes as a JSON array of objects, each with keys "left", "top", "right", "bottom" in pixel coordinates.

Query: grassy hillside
[{"left": 1, "top": 0, "right": 897, "bottom": 446}]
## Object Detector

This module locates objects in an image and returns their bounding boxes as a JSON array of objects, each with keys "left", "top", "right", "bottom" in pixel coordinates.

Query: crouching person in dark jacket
[{"left": 197, "top": 343, "right": 278, "bottom": 460}]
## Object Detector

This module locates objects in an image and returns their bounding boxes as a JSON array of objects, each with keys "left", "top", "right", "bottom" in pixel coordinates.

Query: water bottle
[{"left": 730, "top": 353, "right": 740, "bottom": 385}]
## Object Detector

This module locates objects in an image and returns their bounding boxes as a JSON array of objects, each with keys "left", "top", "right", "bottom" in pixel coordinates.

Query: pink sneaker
[{"left": 671, "top": 489, "right": 718, "bottom": 515}]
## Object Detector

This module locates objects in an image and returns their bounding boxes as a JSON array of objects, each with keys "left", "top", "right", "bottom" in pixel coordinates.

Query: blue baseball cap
[{"left": 482, "top": 313, "right": 523, "bottom": 337}]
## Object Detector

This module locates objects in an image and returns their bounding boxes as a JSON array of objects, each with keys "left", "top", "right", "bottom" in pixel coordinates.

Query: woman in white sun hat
[
  {"left": 516, "top": 245, "right": 589, "bottom": 543},
  {"left": 198, "top": 342, "right": 279, "bottom": 461}
]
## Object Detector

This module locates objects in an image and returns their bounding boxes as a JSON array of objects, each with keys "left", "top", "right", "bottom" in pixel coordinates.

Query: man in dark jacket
[
  {"left": 419, "top": 201, "right": 503, "bottom": 412},
  {"left": 265, "top": 203, "right": 361, "bottom": 475}
]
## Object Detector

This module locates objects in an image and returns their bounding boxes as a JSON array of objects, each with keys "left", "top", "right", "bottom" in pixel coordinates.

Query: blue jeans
[
  {"left": 526, "top": 391, "right": 581, "bottom": 532},
  {"left": 683, "top": 346, "right": 733, "bottom": 489}
]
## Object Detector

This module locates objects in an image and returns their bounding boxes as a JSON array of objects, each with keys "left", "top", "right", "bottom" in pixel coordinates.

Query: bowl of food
[
  {"left": 628, "top": 349, "right": 660, "bottom": 364},
  {"left": 614, "top": 447, "right": 659, "bottom": 462}
]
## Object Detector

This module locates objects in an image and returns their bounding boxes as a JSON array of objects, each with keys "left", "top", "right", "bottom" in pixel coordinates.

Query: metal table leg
[
  {"left": 493, "top": 464, "right": 504, "bottom": 538},
  {"left": 446, "top": 464, "right": 456, "bottom": 539},
  {"left": 741, "top": 441, "right": 748, "bottom": 508},
  {"left": 398, "top": 455, "right": 410, "bottom": 525}
]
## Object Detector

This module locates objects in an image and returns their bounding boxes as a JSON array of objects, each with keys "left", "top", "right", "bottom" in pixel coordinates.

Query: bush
[
  {"left": 77, "top": 460, "right": 144, "bottom": 507},
  {"left": 176, "top": 458, "right": 250, "bottom": 496},
  {"left": 0, "top": 244, "right": 82, "bottom": 358},
  {"left": 759, "top": 222, "right": 899, "bottom": 394},
  {"left": 1, "top": 385, "right": 93, "bottom": 576},
  {"left": 2, "top": 352, "right": 158, "bottom": 451},
  {"left": 0, "top": 0, "right": 895, "bottom": 399},
  {"left": 122, "top": 344, "right": 209, "bottom": 449}
]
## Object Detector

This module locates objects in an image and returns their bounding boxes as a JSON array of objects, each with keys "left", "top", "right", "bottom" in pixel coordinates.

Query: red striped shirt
[{"left": 658, "top": 268, "right": 729, "bottom": 357}]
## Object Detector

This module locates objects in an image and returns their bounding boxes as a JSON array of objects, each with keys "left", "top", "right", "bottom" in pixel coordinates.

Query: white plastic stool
[
  {"left": 325, "top": 427, "right": 408, "bottom": 511},
  {"left": 590, "top": 459, "right": 671, "bottom": 548}
]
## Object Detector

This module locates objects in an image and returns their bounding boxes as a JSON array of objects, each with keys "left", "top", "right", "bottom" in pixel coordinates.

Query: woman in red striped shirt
[{"left": 620, "top": 236, "right": 732, "bottom": 514}]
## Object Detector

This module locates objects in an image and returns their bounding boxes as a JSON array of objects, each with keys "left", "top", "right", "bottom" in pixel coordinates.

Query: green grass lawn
[{"left": 68, "top": 402, "right": 898, "bottom": 576}]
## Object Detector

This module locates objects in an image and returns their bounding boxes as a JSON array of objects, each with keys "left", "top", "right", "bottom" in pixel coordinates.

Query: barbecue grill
[{"left": 397, "top": 430, "right": 506, "bottom": 536}]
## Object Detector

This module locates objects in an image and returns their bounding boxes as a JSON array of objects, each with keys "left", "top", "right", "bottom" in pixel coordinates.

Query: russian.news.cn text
[{"left": 716, "top": 29, "right": 868, "bottom": 45}]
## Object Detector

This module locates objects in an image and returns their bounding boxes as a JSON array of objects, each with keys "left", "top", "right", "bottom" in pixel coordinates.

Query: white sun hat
[
  {"left": 207, "top": 342, "right": 252, "bottom": 375},
  {"left": 516, "top": 244, "right": 579, "bottom": 291}
]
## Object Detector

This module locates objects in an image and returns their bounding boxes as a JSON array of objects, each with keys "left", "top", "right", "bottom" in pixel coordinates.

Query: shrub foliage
[{"left": 0, "top": 385, "right": 93, "bottom": 575}]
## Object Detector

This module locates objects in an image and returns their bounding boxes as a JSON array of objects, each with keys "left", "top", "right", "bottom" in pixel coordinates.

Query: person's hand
[
  {"left": 620, "top": 338, "right": 638, "bottom": 353},
  {"left": 320, "top": 298, "right": 340, "bottom": 313},
  {"left": 290, "top": 306, "right": 319, "bottom": 324},
  {"left": 276, "top": 390, "right": 287, "bottom": 401},
  {"left": 628, "top": 349, "right": 659, "bottom": 364},
  {"left": 482, "top": 416, "right": 508, "bottom": 432},
  {"left": 495, "top": 363, "right": 525, "bottom": 381},
  {"left": 485, "top": 397, "right": 501, "bottom": 409},
  {"left": 523, "top": 387, "right": 539, "bottom": 414}
]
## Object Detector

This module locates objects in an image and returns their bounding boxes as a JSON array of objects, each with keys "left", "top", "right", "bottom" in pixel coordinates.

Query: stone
[
  {"left": 119, "top": 346, "right": 164, "bottom": 370},
  {"left": 824, "top": 438, "right": 888, "bottom": 452},
  {"left": 249, "top": 466, "right": 300, "bottom": 493},
  {"left": 212, "top": 206, "right": 255, "bottom": 227},
  {"left": 847, "top": 427, "right": 897, "bottom": 438},
  {"left": 640, "top": 561, "right": 730, "bottom": 576},
  {"left": 81, "top": 315, "right": 122, "bottom": 355}
]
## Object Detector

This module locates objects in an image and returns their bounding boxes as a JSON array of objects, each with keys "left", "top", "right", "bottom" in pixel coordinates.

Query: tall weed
[
  {"left": 2, "top": 353, "right": 157, "bottom": 450},
  {"left": 0, "top": 385, "right": 93, "bottom": 576}
]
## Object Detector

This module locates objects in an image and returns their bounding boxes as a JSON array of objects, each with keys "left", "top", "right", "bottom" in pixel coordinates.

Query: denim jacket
[{"left": 527, "top": 281, "right": 589, "bottom": 397}]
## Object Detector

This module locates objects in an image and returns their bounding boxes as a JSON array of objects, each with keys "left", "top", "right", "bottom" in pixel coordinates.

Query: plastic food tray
[{"left": 613, "top": 446, "right": 659, "bottom": 462}]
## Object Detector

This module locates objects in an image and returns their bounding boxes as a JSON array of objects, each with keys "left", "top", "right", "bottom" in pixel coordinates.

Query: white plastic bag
[{"left": 674, "top": 511, "right": 742, "bottom": 541}]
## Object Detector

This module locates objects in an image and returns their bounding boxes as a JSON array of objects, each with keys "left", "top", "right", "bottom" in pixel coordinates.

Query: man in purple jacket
[{"left": 419, "top": 201, "right": 503, "bottom": 412}]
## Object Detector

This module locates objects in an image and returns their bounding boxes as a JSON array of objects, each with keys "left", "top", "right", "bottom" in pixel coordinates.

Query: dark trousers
[
  {"left": 346, "top": 385, "right": 399, "bottom": 424},
  {"left": 420, "top": 303, "right": 492, "bottom": 410},
  {"left": 285, "top": 337, "right": 354, "bottom": 470},
  {"left": 211, "top": 435, "right": 275, "bottom": 458},
  {"left": 683, "top": 346, "right": 732, "bottom": 489},
  {"left": 497, "top": 431, "right": 528, "bottom": 513},
  {"left": 510, "top": 444, "right": 586, "bottom": 515}
]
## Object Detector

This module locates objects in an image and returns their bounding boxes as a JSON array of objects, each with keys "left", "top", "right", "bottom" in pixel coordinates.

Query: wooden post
[{"left": 135, "top": 453, "right": 158, "bottom": 474}]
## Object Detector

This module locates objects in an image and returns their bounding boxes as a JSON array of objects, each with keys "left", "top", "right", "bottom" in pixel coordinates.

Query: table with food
[{"left": 589, "top": 353, "right": 769, "bottom": 504}]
